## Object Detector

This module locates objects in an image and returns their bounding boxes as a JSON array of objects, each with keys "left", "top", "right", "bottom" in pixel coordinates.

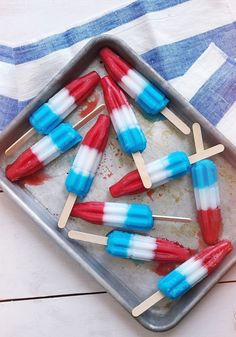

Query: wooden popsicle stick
[
  {"left": 73, "top": 104, "right": 105, "bottom": 129},
  {"left": 132, "top": 291, "right": 165, "bottom": 317},
  {"left": 132, "top": 152, "right": 152, "bottom": 189},
  {"left": 58, "top": 193, "right": 77, "bottom": 229},
  {"left": 68, "top": 230, "right": 108, "bottom": 245},
  {"left": 152, "top": 214, "right": 192, "bottom": 223},
  {"left": 192, "top": 123, "right": 204, "bottom": 152},
  {"left": 189, "top": 144, "right": 224, "bottom": 164},
  {"left": 161, "top": 107, "right": 191, "bottom": 135},
  {"left": 5, "top": 127, "right": 36, "bottom": 157}
]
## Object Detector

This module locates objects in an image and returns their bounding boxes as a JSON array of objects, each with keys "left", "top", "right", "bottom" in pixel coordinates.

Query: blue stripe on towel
[
  {"left": 0, "top": 96, "right": 29, "bottom": 129},
  {"left": 142, "top": 23, "right": 236, "bottom": 80},
  {"left": 190, "top": 58, "right": 236, "bottom": 125},
  {"left": 0, "top": 0, "right": 189, "bottom": 64}
]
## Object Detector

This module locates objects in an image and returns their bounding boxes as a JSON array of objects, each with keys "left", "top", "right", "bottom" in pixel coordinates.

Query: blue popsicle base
[{"left": 30, "top": 103, "right": 63, "bottom": 134}]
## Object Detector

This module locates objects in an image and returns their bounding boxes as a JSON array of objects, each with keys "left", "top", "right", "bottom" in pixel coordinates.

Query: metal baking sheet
[{"left": 0, "top": 35, "right": 236, "bottom": 332}]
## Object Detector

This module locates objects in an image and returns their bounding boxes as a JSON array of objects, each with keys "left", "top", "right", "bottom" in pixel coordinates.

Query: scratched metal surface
[{"left": 0, "top": 36, "right": 236, "bottom": 331}]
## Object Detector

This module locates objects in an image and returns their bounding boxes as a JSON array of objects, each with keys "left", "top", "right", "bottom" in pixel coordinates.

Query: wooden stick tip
[
  {"left": 57, "top": 219, "right": 67, "bottom": 229},
  {"left": 218, "top": 144, "right": 225, "bottom": 152},
  {"left": 132, "top": 308, "right": 141, "bottom": 317},
  {"left": 68, "top": 230, "right": 76, "bottom": 239},
  {"left": 183, "top": 125, "right": 191, "bottom": 135}
]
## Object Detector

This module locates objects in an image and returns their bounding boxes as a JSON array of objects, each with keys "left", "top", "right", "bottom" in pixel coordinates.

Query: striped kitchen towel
[{"left": 0, "top": 0, "right": 235, "bottom": 145}]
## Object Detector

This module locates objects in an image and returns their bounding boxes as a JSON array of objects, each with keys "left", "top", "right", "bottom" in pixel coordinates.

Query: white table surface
[{"left": 0, "top": 1, "right": 236, "bottom": 336}]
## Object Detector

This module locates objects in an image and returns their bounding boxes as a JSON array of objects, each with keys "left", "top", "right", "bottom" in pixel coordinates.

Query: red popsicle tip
[
  {"left": 66, "top": 71, "right": 100, "bottom": 104},
  {"left": 99, "top": 47, "right": 115, "bottom": 60},
  {"left": 82, "top": 114, "right": 111, "bottom": 153},
  {"left": 154, "top": 238, "right": 191, "bottom": 263},
  {"left": 109, "top": 169, "right": 147, "bottom": 197},
  {"left": 71, "top": 201, "right": 105, "bottom": 224},
  {"left": 100, "top": 76, "right": 129, "bottom": 113},
  {"left": 99, "top": 48, "right": 131, "bottom": 82},
  {"left": 5, "top": 148, "right": 43, "bottom": 182},
  {"left": 197, "top": 208, "right": 222, "bottom": 245},
  {"left": 196, "top": 240, "right": 233, "bottom": 274},
  {"left": 100, "top": 75, "right": 112, "bottom": 88}
]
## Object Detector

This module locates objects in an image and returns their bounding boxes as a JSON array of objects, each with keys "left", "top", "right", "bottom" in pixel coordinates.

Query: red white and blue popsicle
[
  {"left": 100, "top": 48, "right": 190, "bottom": 135},
  {"left": 100, "top": 76, "right": 151, "bottom": 188},
  {"left": 191, "top": 123, "right": 222, "bottom": 245},
  {"left": 5, "top": 105, "right": 104, "bottom": 182},
  {"left": 68, "top": 230, "right": 191, "bottom": 263},
  {"left": 6, "top": 123, "right": 82, "bottom": 181},
  {"left": 132, "top": 239, "right": 233, "bottom": 316},
  {"left": 109, "top": 144, "right": 224, "bottom": 198},
  {"left": 192, "top": 160, "right": 221, "bottom": 245},
  {"left": 5, "top": 71, "right": 100, "bottom": 156},
  {"left": 58, "top": 114, "right": 111, "bottom": 229},
  {"left": 71, "top": 201, "right": 192, "bottom": 231}
]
